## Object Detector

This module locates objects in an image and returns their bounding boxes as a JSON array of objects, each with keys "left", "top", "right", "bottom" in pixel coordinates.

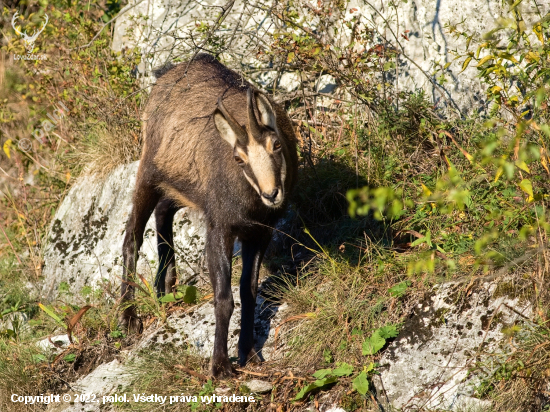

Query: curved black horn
[
  {"left": 217, "top": 97, "right": 247, "bottom": 143},
  {"left": 247, "top": 88, "right": 262, "bottom": 137}
]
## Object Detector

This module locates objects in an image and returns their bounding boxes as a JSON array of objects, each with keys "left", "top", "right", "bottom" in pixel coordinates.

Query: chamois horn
[{"left": 247, "top": 88, "right": 262, "bottom": 137}]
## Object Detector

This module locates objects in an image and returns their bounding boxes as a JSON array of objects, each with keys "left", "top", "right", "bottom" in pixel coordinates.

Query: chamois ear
[
  {"left": 214, "top": 96, "right": 247, "bottom": 147},
  {"left": 213, "top": 109, "right": 240, "bottom": 147},
  {"left": 256, "top": 93, "right": 277, "bottom": 131}
]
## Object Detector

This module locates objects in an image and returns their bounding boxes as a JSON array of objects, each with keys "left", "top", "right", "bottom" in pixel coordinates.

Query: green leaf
[
  {"left": 498, "top": 52, "right": 519, "bottom": 64},
  {"left": 332, "top": 362, "right": 353, "bottom": 376},
  {"left": 515, "top": 160, "right": 530, "bottom": 173},
  {"left": 294, "top": 376, "right": 338, "bottom": 400},
  {"left": 63, "top": 353, "right": 76, "bottom": 362},
  {"left": 410, "top": 230, "right": 432, "bottom": 247},
  {"left": 352, "top": 371, "right": 369, "bottom": 395},
  {"left": 287, "top": 52, "right": 295, "bottom": 63},
  {"left": 59, "top": 282, "right": 70, "bottom": 292},
  {"left": 541, "top": 124, "right": 550, "bottom": 137},
  {"left": 312, "top": 368, "right": 332, "bottom": 379},
  {"left": 160, "top": 285, "right": 198, "bottom": 304},
  {"left": 509, "top": 0, "right": 524, "bottom": 10},
  {"left": 533, "top": 23, "right": 544, "bottom": 43},
  {"left": 323, "top": 349, "right": 333, "bottom": 363},
  {"left": 365, "top": 362, "right": 376, "bottom": 373},
  {"left": 388, "top": 281, "right": 410, "bottom": 297},
  {"left": 181, "top": 285, "right": 198, "bottom": 304},
  {"left": 160, "top": 293, "right": 177, "bottom": 303},
  {"left": 3, "top": 139, "right": 12, "bottom": 159},
  {"left": 494, "top": 166, "right": 504, "bottom": 182},
  {"left": 32, "top": 354, "right": 47, "bottom": 363},
  {"left": 38, "top": 303, "right": 64, "bottom": 326},
  {"left": 362, "top": 330, "right": 386, "bottom": 355},
  {"left": 378, "top": 325, "right": 398, "bottom": 339}
]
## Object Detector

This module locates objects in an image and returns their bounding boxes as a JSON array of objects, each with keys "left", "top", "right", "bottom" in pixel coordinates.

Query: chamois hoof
[
  {"left": 119, "top": 307, "right": 143, "bottom": 334},
  {"left": 211, "top": 359, "right": 235, "bottom": 379},
  {"left": 239, "top": 348, "right": 261, "bottom": 366}
]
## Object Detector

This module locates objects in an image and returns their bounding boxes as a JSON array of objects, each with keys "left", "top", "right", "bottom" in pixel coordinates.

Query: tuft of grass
[
  {"left": 122, "top": 343, "right": 211, "bottom": 411},
  {"left": 75, "top": 122, "right": 142, "bottom": 178},
  {"left": 0, "top": 338, "right": 55, "bottom": 411}
]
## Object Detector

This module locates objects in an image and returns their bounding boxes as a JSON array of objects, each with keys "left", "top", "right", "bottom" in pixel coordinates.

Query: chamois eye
[
  {"left": 234, "top": 156, "right": 244, "bottom": 165},
  {"left": 273, "top": 140, "right": 282, "bottom": 151}
]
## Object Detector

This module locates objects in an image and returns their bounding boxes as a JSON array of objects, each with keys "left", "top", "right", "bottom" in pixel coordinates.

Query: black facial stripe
[
  {"left": 271, "top": 154, "right": 283, "bottom": 187},
  {"left": 243, "top": 165, "right": 259, "bottom": 187}
]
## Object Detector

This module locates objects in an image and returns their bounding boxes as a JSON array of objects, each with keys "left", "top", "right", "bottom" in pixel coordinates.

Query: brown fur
[{"left": 121, "top": 54, "right": 298, "bottom": 378}]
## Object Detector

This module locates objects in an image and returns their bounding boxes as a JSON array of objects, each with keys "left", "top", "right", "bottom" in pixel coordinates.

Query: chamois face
[{"left": 214, "top": 90, "right": 287, "bottom": 208}]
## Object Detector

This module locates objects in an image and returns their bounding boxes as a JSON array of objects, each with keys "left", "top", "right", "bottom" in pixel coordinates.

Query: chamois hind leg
[
  {"left": 121, "top": 177, "right": 161, "bottom": 333},
  {"left": 206, "top": 226, "right": 236, "bottom": 378},
  {"left": 238, "top": 228, "right": 272, "bottom": 366},
  {"left": 154, "top": 198, "right": 179, "bottom": 297}
]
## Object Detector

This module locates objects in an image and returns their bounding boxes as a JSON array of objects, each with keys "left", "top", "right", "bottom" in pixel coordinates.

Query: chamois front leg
[
  {"left": 206, "top": 226, "right": 235, "bottom": 378},
  {"left": 238, "top": 228, "right": 272, "bottom": 365},
  {"left": 121, "top": 181, "right": 160, "bottom": 334}
]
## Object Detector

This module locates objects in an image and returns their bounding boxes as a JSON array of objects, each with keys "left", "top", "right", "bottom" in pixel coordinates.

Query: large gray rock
[
  {"left": 42, "top": 161, "right": 207, "bottom": 300},
  {"left": 376, "top": 279, "right": 531, "bottom": 411},
  {"left": 46, "top": 359, "right": 132, "bottom": 412},
  {"left": 111, "top": 0, "right": 549, "bottom": 113},
  {"left": 384, "top": 0, "right": 548, "bottom": 113},
  {"left": 135, "top": 287, "right": 288, "bottom": 362}
]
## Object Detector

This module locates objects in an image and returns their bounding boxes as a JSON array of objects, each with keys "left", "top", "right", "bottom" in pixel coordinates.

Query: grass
[
  {"left": 121, "top": 343, "right": 212, "bottom": 411},
  {"left": 73, "top": 117, "right": 142, "bottom": 179},
  {"left": 268, "top": 246, "right": 411, "bottom": 369}
]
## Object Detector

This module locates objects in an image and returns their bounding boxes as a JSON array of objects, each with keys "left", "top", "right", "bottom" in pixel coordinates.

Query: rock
[
  {"left": 350, "top": 0, "right": 550, "bottom": 113},
  {"left": 316, "top": 74, "right": 338, "bottom": 94},
  {"left": 278, "top": 72, "right": 301, "bottom": 92},
  {"left": 324, "top": 407, "right": 347, "bottom": 412},
  {"left": 375, "top": 279, "right": 530, "bottom": 411},
  {"left": 0, "top": 311, "right": 28, "bottom": 335},
  {"left": 453, "top": 396, "right": 493, "bottom": 411},
  {"left": 41, "top": 161, "right": 207, "bottom": 300},
  {"left": 112, "top": 0, "right": 245, "bottom": 86},
  {"left": 45, "top": 287, "right": 288, "bottom": 411},
  {"left": 46, "top": 360, "right": 131, "bottom": 412},
  {"left": 37, "top": 334, "right": 71, "bottom": 354},
  {"left": 215, "top": 386, "right": 232, "bottom": 396},
  {"left": 242, "top": 379, "right": 273, "bottom": 394},
  {"left": 135, "top": 287, "right": 289, "bottom": 362},
  {"left": 111, "top": 0, "right": 549, "bottom": 113}
]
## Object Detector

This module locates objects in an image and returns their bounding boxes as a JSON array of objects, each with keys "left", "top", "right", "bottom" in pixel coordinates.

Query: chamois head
[{"left": 213, "top": 89, "right": 287, "bottom": 208}]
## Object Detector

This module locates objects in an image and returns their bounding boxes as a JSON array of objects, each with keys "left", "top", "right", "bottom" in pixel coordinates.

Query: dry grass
[
  {"left": 74, "top": 123, "right": 142, "bottom": 178},
  {"left": 269, "top": 241, "right": 427, "bottom": 370},
  {"left": 474, "top": 317, "right": 550, "bottom": 412}
]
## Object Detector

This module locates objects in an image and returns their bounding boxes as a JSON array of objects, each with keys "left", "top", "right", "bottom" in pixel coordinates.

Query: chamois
[{"left": 121, "top": 54, "right": 298, "bottom": 378}]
